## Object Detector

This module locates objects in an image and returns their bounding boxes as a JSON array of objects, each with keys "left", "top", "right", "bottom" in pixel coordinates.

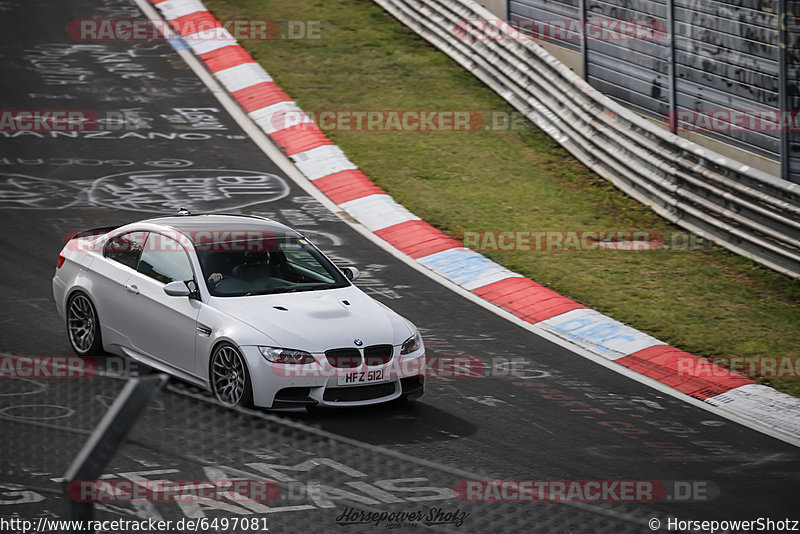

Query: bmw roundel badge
[{"left": 354, "top": 339, "right": 364, "bottom": 346}]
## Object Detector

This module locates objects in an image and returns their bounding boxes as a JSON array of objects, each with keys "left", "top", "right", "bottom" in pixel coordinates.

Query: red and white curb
[{"left": 148, "top": 0, "right": 800, "bottom": 440}]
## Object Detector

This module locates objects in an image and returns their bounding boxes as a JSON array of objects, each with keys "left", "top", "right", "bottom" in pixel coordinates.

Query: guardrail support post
[
  {"left": 667, "top": 0, "right": 677, "bottom": 133},
  {"left": 779, "top": 0, "right": 788, "bottom": 181},
  {"left": 63, "top": 374, "right": 168, "bottom": 533},
  {"left": 579, "top": 0, "right": 587, "bottom": 80}
]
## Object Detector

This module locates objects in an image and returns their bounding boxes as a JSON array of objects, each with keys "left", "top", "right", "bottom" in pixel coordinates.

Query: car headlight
[
  {"left": 259, "top": 346, "right": 315, "bottom": 364},
  {"left": 400, "top": 331, "right": 422, "bottom": 355}
]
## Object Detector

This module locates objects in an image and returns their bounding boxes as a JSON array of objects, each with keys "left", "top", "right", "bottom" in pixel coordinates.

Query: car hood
[{"left": 209, "top": 286, "right": 414, "bottom": 352}]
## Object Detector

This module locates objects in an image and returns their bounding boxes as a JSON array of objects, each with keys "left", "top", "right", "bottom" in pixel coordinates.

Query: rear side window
[
  {"left": 137, "top": 233, "right": 194, "bottom": 284},
  {"left": 103, "top": 232, "right": 147, "bottom": 270}
]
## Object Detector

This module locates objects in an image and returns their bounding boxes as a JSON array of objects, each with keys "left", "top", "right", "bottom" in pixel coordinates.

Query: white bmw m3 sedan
[{"left": 52, "top": 212, "right": 425, "bottom": 408}]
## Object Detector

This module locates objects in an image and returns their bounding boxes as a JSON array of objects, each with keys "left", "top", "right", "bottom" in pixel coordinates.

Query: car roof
[{"left": 139, "top": 213, "right": 302, "bottom": 244}]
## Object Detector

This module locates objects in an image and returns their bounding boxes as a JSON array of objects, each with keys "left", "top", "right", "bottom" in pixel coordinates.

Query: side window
[
  {"left": 137, "top": 233, "right": 194, "bottom": 284},
  {"left": 282, "top": 242, "right": 331, "bottom": 279},
  {"left": 103, "top": 231, "right": 147, "bottom": 270}
]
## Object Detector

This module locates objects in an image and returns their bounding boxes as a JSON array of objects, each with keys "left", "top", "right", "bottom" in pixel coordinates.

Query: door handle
[{"left": 125, "top": 284, "right": 139, "bottom": 295}]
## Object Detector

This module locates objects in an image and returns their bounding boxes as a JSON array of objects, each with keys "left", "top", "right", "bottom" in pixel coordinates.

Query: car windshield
[{"left": 195, "top": 237, "right": 350, "bottom": 297}]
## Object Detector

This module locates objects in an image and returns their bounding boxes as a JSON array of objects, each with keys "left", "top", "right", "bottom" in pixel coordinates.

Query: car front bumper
[{"left": 240, "top": 345, "right": 426, "bottom": 408}]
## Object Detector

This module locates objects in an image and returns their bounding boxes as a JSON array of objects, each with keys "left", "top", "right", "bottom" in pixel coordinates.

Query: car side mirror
[
  {"left": 342, "top": 266, "right": 360, "bottom": 281},
  {"left": 164, "top": 280, "right": 191, "bottom": 297}
]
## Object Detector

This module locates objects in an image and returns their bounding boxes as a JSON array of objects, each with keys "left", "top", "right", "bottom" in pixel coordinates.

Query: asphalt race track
[{"left": 1, "top": 1, "right": 799, "bottom": 532}]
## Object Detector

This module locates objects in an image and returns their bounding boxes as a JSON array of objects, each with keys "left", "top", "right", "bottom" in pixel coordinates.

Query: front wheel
[
  {"left": 66, "top": 292, "right": 103, "bottom": 356},
  {"left": 210, "top": 343, "right": 253, "bottom": 408}
]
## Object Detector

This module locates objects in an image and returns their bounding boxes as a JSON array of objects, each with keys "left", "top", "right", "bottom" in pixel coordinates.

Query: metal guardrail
[
  {"left": 374, "top": 0, "right": 800, "bottom": 279},
  {"left": 1, "top": 369, "right": 664, "bottom": 533}
]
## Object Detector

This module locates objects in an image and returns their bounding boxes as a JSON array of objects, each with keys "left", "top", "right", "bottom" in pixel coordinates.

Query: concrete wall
[
  {"left": 477, "top": 0, "right": 507, "bottom": 18},
  {"left": 526, "top": 40, "right": 780, "bottom": 177}
]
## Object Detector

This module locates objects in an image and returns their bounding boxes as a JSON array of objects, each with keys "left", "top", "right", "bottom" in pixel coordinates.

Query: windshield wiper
[
  {"left": 237, "top": 283, "right": 343, "bottom": 297},
  {"left": 293, "top": 283, "right": 343, "bottom": 292}
]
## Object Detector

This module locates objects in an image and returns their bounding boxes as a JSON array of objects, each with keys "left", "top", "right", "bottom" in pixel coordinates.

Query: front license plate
[{"left": 337, "top": 369, "right": 389, "bottom": 386}]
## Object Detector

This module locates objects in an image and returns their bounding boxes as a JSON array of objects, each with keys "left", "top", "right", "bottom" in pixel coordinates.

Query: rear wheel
[
  {"left": 210, "top": 343, "right": 253, "bottom": 408},
  {"left": 66, "top": 293, "right": 103, "bottom": 356}
]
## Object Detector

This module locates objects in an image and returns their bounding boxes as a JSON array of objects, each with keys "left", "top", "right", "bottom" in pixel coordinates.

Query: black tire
[
  {"left": 209, "top": 343, "right": 253, "bottom": 408},
  {"left": 66, "top": 292, "right": 103, "bottom": 356}
]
